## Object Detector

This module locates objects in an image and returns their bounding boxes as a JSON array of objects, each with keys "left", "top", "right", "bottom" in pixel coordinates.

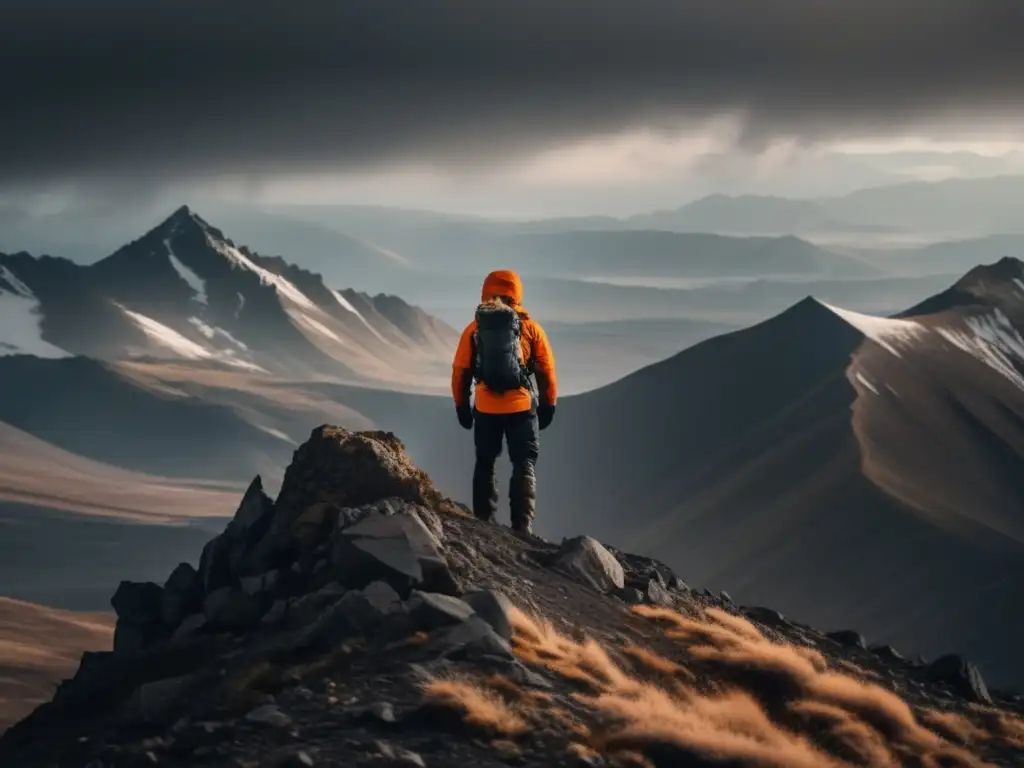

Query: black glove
[
  {"left": 456, "top": 403, "right": 474, "bottom": 430},
  {"left": 537, "top": 404, "right": 555, "bottom": 430}
]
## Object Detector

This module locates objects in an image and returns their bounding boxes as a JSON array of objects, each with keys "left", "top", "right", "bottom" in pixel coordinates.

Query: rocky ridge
[{"left": 2, "top": 426, "right": 1023, "bottom": 767}]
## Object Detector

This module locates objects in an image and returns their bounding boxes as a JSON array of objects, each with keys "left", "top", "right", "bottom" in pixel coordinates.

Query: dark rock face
[
  {"left": 111, "top": 581, "right": 166, "bottom": 652},
  {"left": 928, "top": 654, "right": 993, "bottom": 704},
  {"left": 104, "top": 428, "right": 460, "bottom": 658},
  {"left": 826, "top": 629, "right": 868, "bottom": 650}
]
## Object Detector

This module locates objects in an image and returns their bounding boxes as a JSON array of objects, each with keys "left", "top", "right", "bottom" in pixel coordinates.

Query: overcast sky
[{"left": 3, "top": 0, "right": 1024, "bottom": 215}]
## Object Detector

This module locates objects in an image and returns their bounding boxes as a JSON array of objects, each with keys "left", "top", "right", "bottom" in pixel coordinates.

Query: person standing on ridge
[{"left": 452, "top": 269, "right": 557, "bottom": 536}]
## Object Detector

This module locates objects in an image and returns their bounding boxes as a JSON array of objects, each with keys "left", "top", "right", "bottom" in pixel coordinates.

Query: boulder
[
  {"left": 435, "top": 616, "right": 513, "bottom": 661},
  {"left": 203, "top": 588, "right": 264, "bottom": 631},
  {"left": 197, "top": 535, "right": 231, "bottom": 595},
  {"left": 244, "top": 704, "right": 293, "bottom": 729},
  {"left": 671, "top": 577, "right": 691, "bottom": 592},
  {"left": 240, "top": 569, "right": 280, "bottom": 597},
  {"left": 870, "top": 644, "right": 904, "bottom": 662},
  {"left": 613, "top": 587, "right": 645, "bottom": 605},
  {"left": 927, "top": 655, "right": 992, "bottom": 704},
  {"left": 333, "top": 509, "right": 458, "bottom": 595},
  {"left": 113, "top": 622, "right": 163, "bottom": 654},
  {"left": 644, "top": 579, "right": 673, "bottom": 607},
  {"left": 160, "top": 563, "right": 201, "bottom": 627},
  {"left": 111, "top": 581, "right": 167, "bottom": 652},
  {"left": 374, "top": 741, "right": 426, "bottom": 767},
  {"left": 297, "top": 581, "right": 405, "bottom": 652},
  {"left": 198, "top": 476, "right": 277, "bottom": 591},
  {"left": 121, "top": 674, "right": 197, "bottom": 724},
  {"left": 463, "top": 590, "right": 515, "bottom": 641},
  {"left": 407, "top": 591, "right": 475, "bottom": 630},
  {"left": 111, "top": 581, "right": 164, "bottom": 623},
  {"left": 171, "top": 613, "right": 207, "bottom": 641},
  {"left": 551, "top": 536, "right": 625, "bottom": 593},
  {"left": 262, "top": 599, "right": 289, "bottom": 627},
  {"left": 744, "top": 607, "right": 789, "bottom": 628},
  {"left": 273, "top": 427, "right": 451, "bottom": 534},
  {"left": 826, "top": 630, "right": 867, "bottom": 650},
  {"left": 288, "top": 583, "right": 349, "bottom": 628}
]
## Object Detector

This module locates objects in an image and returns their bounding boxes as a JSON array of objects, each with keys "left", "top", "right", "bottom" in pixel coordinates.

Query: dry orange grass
[
  {"left": 967, "top": 704, "right": 1024, "bottom": 749},
  {"left": 500, "top": 603, "right": 1000, "bottom": 768},
  {"left": 422, "top": 677, "right": 528, "bottom": 736},
  {"left": 920, "top": 709, "right": 990, "bottom": 745}
]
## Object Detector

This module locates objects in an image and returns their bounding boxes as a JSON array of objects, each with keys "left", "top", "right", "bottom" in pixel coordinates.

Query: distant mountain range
[
  {"left": 266, "top": 173, "right": 1024, "bottom": 243},
  {"left": 0, "top": 206, "right": 456, "bottom": 388},
  {"left": 3, "top": 176, "right": 1022, "bottom": 292},
  {"left": 4, "top": 258, "right": 1024, "bottom": 688}
]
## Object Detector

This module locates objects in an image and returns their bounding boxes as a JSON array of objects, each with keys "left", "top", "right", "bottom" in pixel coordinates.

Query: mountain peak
[
  {"left": 956, "top": 255, "right": 1024, "bottom": 290},
  {"left": 162, "top": 204, "right": 211, "bottom": 235},
  {"left": 902, "top": 256, "right": 1024, "bottom": 317}
]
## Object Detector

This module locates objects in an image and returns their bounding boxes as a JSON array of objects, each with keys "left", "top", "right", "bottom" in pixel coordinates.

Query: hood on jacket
[{"left": 481, "top": 270, "right": 523, "bottom": 306}]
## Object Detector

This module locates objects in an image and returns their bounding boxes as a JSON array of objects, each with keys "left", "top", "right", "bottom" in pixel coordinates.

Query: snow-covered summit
[
  {"left": 0, "top": 265, "right": 70, "bottom": 359},
  {"left": 0, "top": 207, "right": 457, "bottom": 385}
]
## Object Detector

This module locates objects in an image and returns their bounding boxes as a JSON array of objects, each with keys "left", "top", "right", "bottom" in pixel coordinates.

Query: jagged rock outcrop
[
  {"left": 1, "top": 425, "right": 1021, "bottom": 768},
  {"left": 106, "top": 427, "right": 460, "bottom": 654}
]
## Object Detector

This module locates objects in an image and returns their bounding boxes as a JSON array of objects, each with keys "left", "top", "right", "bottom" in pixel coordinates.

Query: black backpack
[{"left": 472, "top": 301, "right": 533, "bottom": 393}]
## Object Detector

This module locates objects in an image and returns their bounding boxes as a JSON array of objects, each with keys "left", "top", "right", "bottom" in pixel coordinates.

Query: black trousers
[{"left": 472, "top": 408, "right": 540, "bottom": 529}]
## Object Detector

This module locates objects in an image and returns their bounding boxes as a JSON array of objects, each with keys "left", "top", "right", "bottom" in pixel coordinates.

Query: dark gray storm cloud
[{"left": 2, "top": 0, "right": 1023, "bottom": 184}]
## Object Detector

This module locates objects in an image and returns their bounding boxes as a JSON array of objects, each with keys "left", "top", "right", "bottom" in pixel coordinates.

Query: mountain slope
[
  {"left": 0, "top": 206, "right": 457, "bottom": 388},
  {"left": 822, "top": 175, "right": 1024, "bottom": 235},
  {"left": 0, "top": 420, "right": 239, "bottom": 523},
  {"left": 0, "top": 356, "right": 295, "bottom": 482},
  {"left": 2, "top": 427, "right": 1021, "bottom": 766},
  {"left": 518, "top": 261, "right": 1024, "bottom": 688},
  {"left": 628, "top": 193, "right": 874, "bottom": 235}
]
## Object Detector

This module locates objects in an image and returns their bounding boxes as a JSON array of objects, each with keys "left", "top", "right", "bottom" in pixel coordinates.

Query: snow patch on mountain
[
  {"left": 0, "top": 266, "right": 70, "bottom": 358},
  {"left": 120, "top": 307, "right": 213, "bottom": 360},
  {"left": 188, "top": 318, "right": 248, "bottom": 350},
  {"left": 206, "top": 235, "right": 315, "bottom": 310},
  {"left": 854, "top": 371, "right": 879, "bottom": 395},
  {"left": 332, "top": 289, "right": 391, "bottom": 346},
  {"left": 822, "top": 301, "right": 926, "bottom": 357},
  {"left": 0, "top": 265, "right": 33, "bottom": 299},
  {"left": 165, "top": 240, "right": 208, "bottom": 305},
  {"left": 119, "top": 305, "right": 264, "bottom": 372},
  {"left": 287, "top": 309, "right": 346, "bottom": 345},
  {"left": 937, "top": 309, "right": 1024, "bottom": 390},
  {"left": 1014, "top": 278, "right": 1024, "bottom": 295}
]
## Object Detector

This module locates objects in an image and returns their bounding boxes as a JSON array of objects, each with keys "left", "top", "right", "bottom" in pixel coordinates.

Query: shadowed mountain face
[
  {"left": 0, "top": 206, "right": 456, "bottom": 388},
  {"left": 519, "top": 260, "right": 1024, "bottom": 689}
]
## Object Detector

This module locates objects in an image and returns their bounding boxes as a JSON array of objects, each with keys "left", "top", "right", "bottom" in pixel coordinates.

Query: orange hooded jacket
[{"left": 452, "top": 270, "right": 557, "bottom": 415}]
